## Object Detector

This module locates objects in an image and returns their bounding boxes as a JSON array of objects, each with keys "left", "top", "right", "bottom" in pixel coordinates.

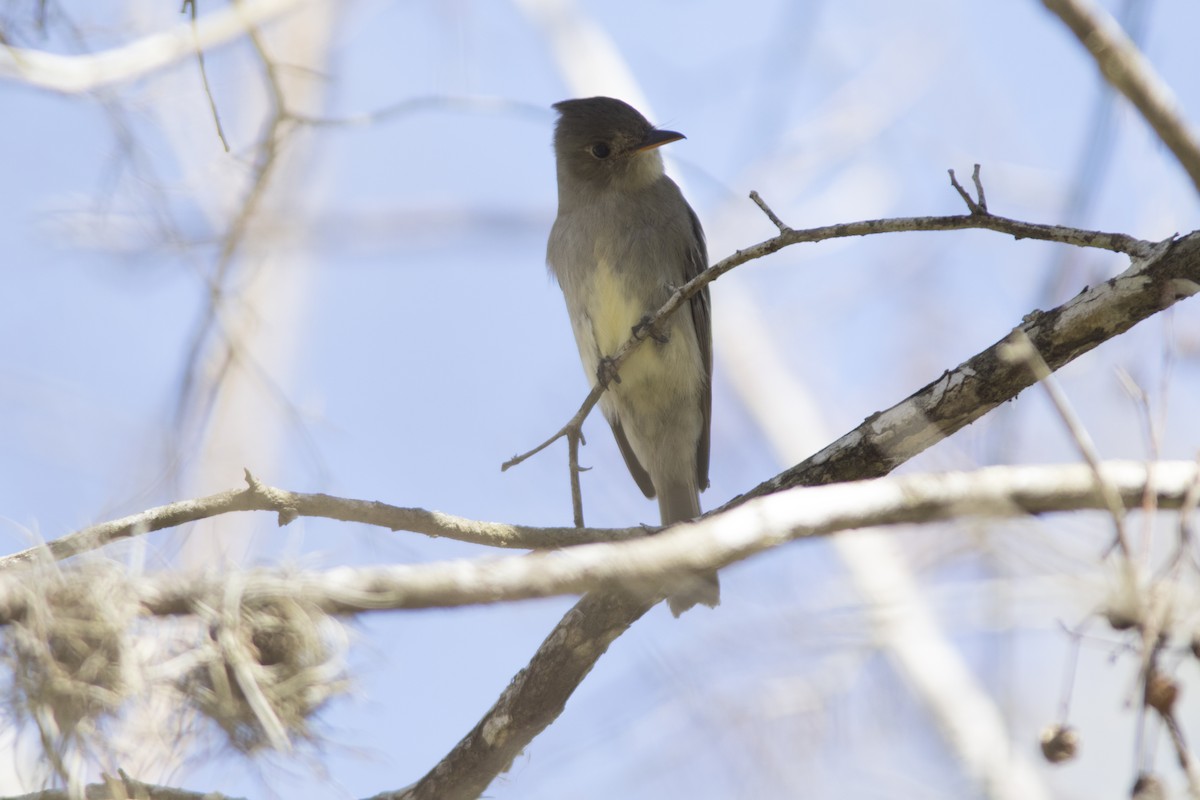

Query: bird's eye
[{"left": 590, "top": 143, "right": 611, "bottom": 159}]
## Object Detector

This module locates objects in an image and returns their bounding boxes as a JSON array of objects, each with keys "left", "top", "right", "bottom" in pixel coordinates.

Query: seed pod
[{"left": 1039, "top": 724, "right": 1079, "bottom": 764}]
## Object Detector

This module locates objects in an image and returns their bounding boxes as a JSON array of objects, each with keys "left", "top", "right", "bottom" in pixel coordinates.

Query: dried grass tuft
[
  {"left": 0, "top": 561, "right": 138, "bottom": 788},
  {"left": 180, "top": 592, "right": 347, "bottom": 754}
]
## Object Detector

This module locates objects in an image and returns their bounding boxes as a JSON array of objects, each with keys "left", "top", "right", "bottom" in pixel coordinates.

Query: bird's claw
[
  {"left": 596, "top": 356, "right": 621, "bottom": 388},
  {"left": 633, "top": 315, "right": 669, "bottom": 344}
]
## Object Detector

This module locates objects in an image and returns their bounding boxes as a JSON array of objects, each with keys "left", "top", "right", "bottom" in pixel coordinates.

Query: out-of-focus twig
[
  {"left": 1043, "top": 0, "right": 1200, "bottom": 195},
  {"left": 291, "top": 94, "right": 547, "bottom": 127},
  {"left": 1001, "top": 329, "right": 1132, "bottom": 558},
  {"left": 0, "top": 0, "right": 311, "bottom": 93},
  {"left": 182, "top": 0, "right": 230, "bottom": 152}
]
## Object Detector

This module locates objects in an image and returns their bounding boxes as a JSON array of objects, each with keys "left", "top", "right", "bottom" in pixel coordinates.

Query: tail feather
[{"left": 658, "top": 482, "right": 720, "bottom": 617}]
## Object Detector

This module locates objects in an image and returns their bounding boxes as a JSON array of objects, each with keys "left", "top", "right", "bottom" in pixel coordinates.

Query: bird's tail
[{"left": 658, "top": 481, "right": 720, "bottom": 617}]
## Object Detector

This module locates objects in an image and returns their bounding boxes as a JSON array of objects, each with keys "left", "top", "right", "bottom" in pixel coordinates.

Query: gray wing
[
  {"left": 612, "top": 417, "right": 656, "bottom": 498},
  {"left": 615, "top": 196, "right": 711, "bottom": 497},
  {"left": 684, "top": 204, "right": 712, "bottom": 491}
]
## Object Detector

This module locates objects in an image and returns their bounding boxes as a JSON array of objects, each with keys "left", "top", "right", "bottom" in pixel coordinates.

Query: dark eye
[{"left": 590, "top": 143, "right": 610, "bottom": 159}]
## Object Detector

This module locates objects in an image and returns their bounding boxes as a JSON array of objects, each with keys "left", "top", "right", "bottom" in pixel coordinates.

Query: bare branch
[
  {"left": 0, "top": 472, "right": 645, "bottom": 571},
  {"left": 0, "top": 0, "right": 309, "bottom": 93},
  {"left": 4, "top": 461, "right": 1196, "bottom": 622},
  {"left": 749, "top": 190, "right": 790, "bottom": 232},
  {"left": 501, "top": 385, "right": 601, "bottom": 471},
  {"left": 1043, "top": 0, "right": 1200, "bottom": 194}
]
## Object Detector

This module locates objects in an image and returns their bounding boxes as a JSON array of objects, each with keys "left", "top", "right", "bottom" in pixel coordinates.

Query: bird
[{"left": 546, "top": 96, "right": 717, "bottom": 616}]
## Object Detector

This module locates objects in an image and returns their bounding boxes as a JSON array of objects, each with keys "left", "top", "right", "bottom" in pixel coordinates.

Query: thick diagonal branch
[{"left": 734, "top": 232, "right": 1200, "bottom": 502}]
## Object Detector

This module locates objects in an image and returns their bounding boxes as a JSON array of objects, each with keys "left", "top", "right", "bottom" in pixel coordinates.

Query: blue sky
[{"left": 3, "top": 0, "right": 1200, "bottom": 797}]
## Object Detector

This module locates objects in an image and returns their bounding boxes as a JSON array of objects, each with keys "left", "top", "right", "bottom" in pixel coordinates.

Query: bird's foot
[
  {"left": 596, "top": 356, "right": 622, "bottom": 388},
  {"left": 633, "top": 315, "right": 669, "bottom": 344}
]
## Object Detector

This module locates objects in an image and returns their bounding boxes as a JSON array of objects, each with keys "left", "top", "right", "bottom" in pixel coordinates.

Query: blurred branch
[
  {"left": 0, "top": 470, "right": 644, "bottom": 571},
  {"left": 291, "top": 94, "right": 547, "bottom": 127},
  {"left": 1161, "top": 708, "right": 1200, "bottom": 798},
  {"left": 1039, "top": 0, "right": 1151, "bottom": 304},
  {"left": 171, "top": 12, "right": 292, "bottom": 456},
  {"left": 1001, "top": 329, "right": 1132, "bottom": 557},
  {"left": 183, "top": 0, "right": 230, "bottom": 152},
  {"left": 0, "top": 0, "right": 311, "bottom": 93},
  {"left": 1043, "top": 0, "right": 1200, "bottom": 194},
  {"left": 3, "top": 460, "right": 1198, "bottom": 622},
  {"left": 504, "top": 188, "right": 1158, "bottom": 475}
]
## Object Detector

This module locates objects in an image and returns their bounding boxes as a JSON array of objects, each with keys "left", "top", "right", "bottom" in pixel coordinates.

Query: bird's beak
[{"left": 637, "top": 128, "right": 685, "bottom": 152}]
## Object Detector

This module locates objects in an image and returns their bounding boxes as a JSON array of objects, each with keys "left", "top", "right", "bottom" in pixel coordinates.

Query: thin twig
[
  {"left": 749, "top": 190, "right": 790, "bottom": 232},
  {"left": 502, "top": 385, "right": 601, "bottom": 471},
  {"left": 568, "top": 427, "right": 585, "bottom": 528},
  {"left": 183, "top": 0, "right": 229, "bottom": 152},
  {"left": 970, "top": 163, "right": 988, "bottom": 212},
  {"left": 1054, "top": 619, "right": 1088, "bottom": 723},
  {"left": 1116, "top": 367, "right": 1163, "bottom": 563},
  {"left": 948, "top": 167, "right": 985, "bottom": 214}
]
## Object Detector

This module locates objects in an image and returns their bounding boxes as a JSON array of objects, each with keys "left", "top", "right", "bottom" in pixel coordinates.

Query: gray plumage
[{"left": 547, "top": 97, "right": 718, "bottom": 616}]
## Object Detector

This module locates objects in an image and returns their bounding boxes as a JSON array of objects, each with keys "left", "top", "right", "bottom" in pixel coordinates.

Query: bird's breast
[{"left": 587, "top": 256, "right": 643, "bottom": 357}]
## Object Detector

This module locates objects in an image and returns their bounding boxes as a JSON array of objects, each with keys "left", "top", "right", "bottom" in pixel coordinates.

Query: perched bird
[{"left": 547, "top": 96, "right": 717, "bottom": 615}]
